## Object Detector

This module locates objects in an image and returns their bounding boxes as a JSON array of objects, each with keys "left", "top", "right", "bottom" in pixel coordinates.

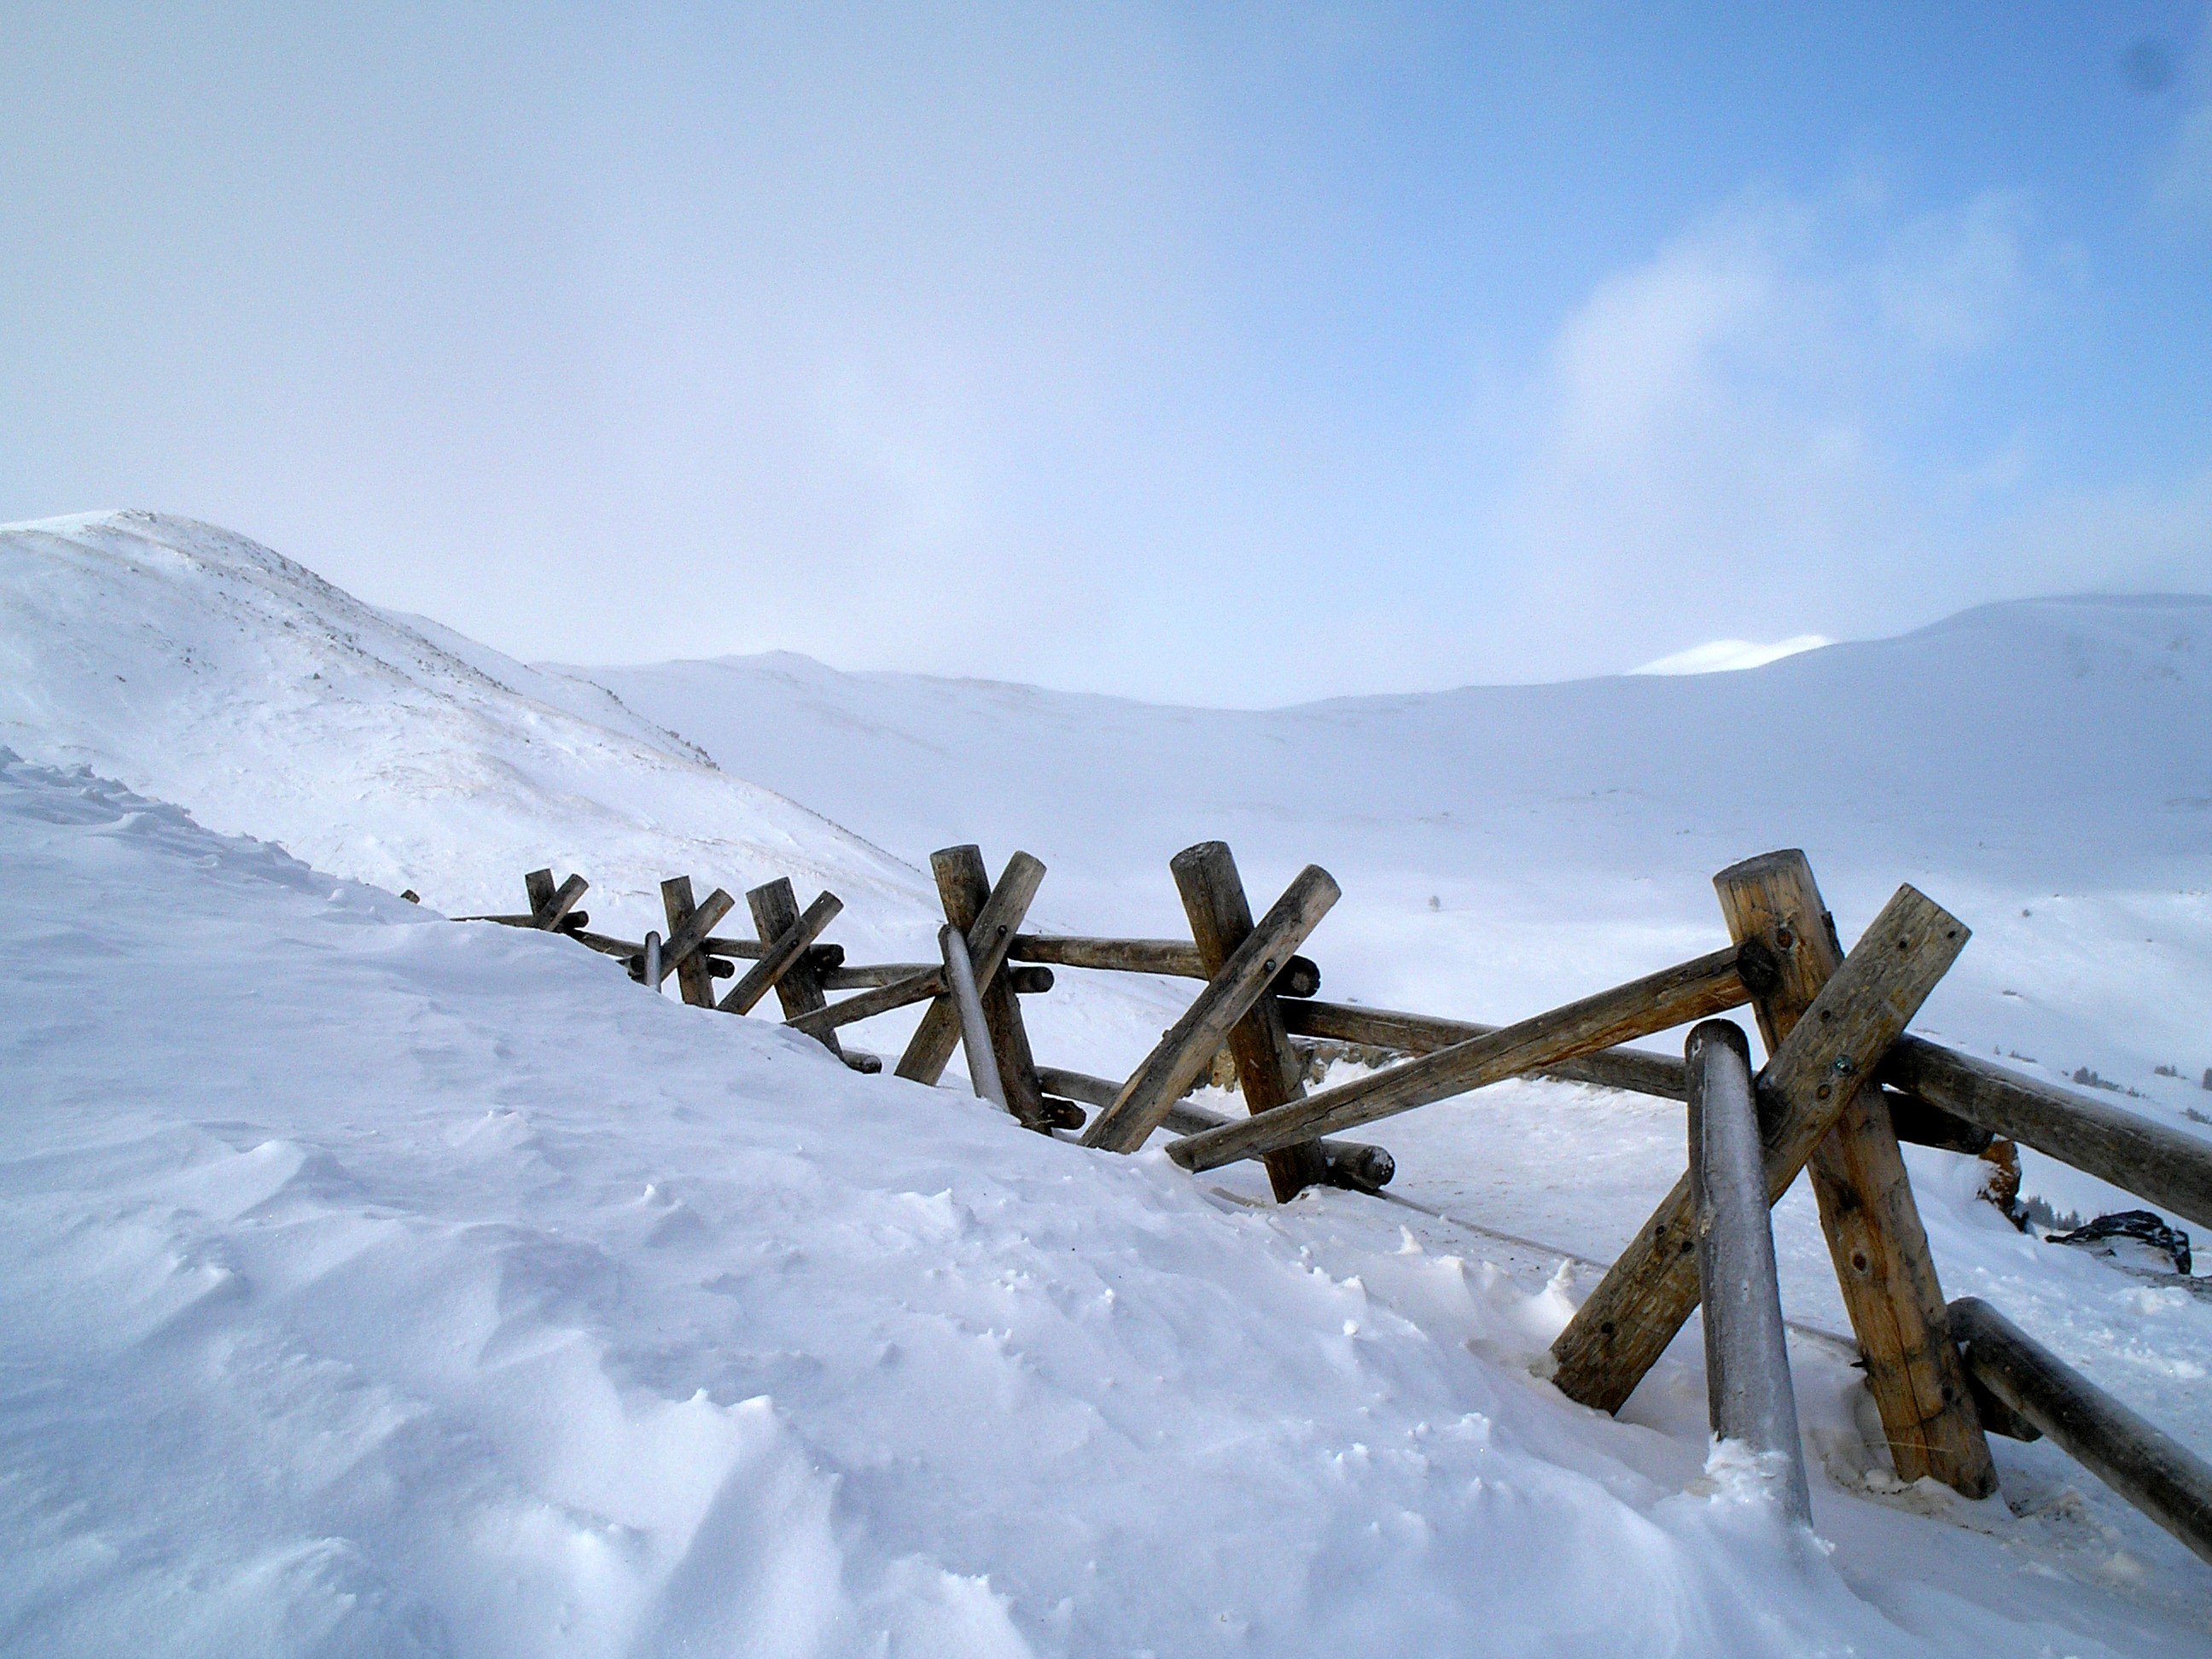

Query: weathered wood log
[
  {"left": 819, "top": 961, "right": 1050, "bottom": 992},
  {"left": 1716, "top": 850, "right": 1994, "bottom": 1498},
  {"left": 790, "top": 965, "right": 1053, "bottom": 1038},
  {"left": 1278, "top": 998, "right": 1988, "bottom": 1155},
  {"left": 1278, "top": 998, "right": 1693, "bottom": 1099},
  {"left": 719, "top": 889, "right": 843, "bottom": 1015},
  {"left": 940, "top": 923, "right": 1010, "bottom": 1111},
  {"left": 1548, "top": 884, "right": 1970, "bottom": 1417},
  {"left": 702, "top": 938, "right": 847, "bottom": 972},
  {"left": 1084, "top": 864, "right": 1342, "bottom": 1153},
  {"left": 1170, "top": 947, "right": 1749, "bottom": 1172},
  {"left": 658, "top": 878, "right": 736, "bottom": 1005},
  {"left": 1009, "top": 935, "right": 1320, "bottom": 998},
  {"left": 1036, "top": 1066, "right": 1393, "bottom": 1190},
  {"left": 746, "top": 878, "right": 843, "bottom": 1056},
  {"left": 1951, "top": 1297, "right": 2212, "bottom": 1566},
  {"left": 1880, "top": 1038, "right": 2212, "bottom": 1233},
  {"left": 894, "top": 849, "right": 1045, "bottom": 1092},
  {"left": 1173, "top": 841, "right": 1328, "bottom": 1202},
  {"left": 524, "top": 869, "right": 590, "bottom": 930},
  {"left": 930, "top": 849, "right": 1051, "bottom": 1127},
  {"left": 1687, "top": 1020, "right": 1813, "bottom": 1526}
]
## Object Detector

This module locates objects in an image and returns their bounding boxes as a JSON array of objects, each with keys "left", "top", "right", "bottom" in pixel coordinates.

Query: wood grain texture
[
  {"left": 1170, "top": 948, "right": 1748, "bottom": 1172},
  {"left": 1278, "top": 998, "right": 1691, "bottom": 1099},
  {"left": 1882, "top": 1038, "right": 2212, "bottom": 1231},
  {"left": 1082, "top": 864, "right": 1341, "bottom": 1153},
  {"left": 1548, "top": 883, "right": 1969, "bottom": 1417},
  {"left": 895, "top": 849, "right": 1051, "bottom": 1128},
  {"left": 1171, "top": 842, "right": 1329, "bottom": 1202},
  {"left": 1953, "top": 1297, "right": 2212, "bottom": 1565},
  {"left": 1715, "top": 851, "right": 1993, "bottom": 1498},
  {"left": 1008, "top": 934, "right": 1320, "bottom": 998},
  {"left": 1036, "top": 1066, "right": 1392, "bottom": 1189},
  {"left": 659, "top": 877, "right": 736, "bottom": 1006},
  {"left": 746, "top": 878, "right": 842, "bottom": 1056},
  {"left": 719, "top": 889, "right": 843, "bottom": 1015}
]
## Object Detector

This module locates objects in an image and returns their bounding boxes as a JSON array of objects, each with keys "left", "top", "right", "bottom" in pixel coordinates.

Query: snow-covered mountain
[
  {"left": 6, "top": 507, "right": 2212, "bottom": 1651},
  {"left": 0, "top": 510, "right": 932, "bottom": 952}
]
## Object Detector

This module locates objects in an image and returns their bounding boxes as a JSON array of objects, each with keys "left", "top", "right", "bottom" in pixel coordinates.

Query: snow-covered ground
[{"left": 3, "top": 509, "right": 2210, "bottom": 1653}]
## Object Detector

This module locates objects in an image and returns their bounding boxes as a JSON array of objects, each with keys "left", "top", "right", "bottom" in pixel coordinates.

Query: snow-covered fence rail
[{"left": 461, "top": 841, "right": 2212, "bottom": 1571}]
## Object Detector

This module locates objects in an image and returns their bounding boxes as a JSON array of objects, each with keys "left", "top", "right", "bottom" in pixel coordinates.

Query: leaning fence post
[
  {"left": 1687, "top": 1019, "right": 1813, "bottom": 1528},
  {"left": 940, "top": 924, "right": 1009, "bottom": 1112},
  {"left": 1715, "top": 850, "right": 1994, "bottom": 1499}
]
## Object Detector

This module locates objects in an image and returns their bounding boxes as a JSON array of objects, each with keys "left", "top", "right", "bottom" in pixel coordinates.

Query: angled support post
[
  {"left": 896, "top": 848, "right": 1052, "bottom": 1128},
  {"left": 746, "top": 878, "right": 853, "bottom": 1062},
  {"left": 1548, "top": 883, "right": 1971, "bottom": 1438},
  {"left": 1714, "top": 851, "right": 1994, "bottom": 1498},
  {"left": 1171, "top": 841, "right": 1330, "bottom": 1202},
  {"left": 658, "top": 877, "right": 736, "bottom": 1005},
  {"left": 940, "top": 924, "right": 1009, "bottom": 1111},
  {"left": 720, "top": 889, "right": 843, "bottom": 1015},
  {"left": 524, "top": 868, "right": 589, "bottom": 931},
  {"left": 1085, "top": 864, "right": 1341, "bottom": 1153}
]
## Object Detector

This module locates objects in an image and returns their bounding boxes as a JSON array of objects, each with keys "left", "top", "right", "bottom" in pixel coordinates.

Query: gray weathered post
[
  {"left": 1951, "top": 1298, "right": 2212, "bottom": 1567},
  {"left": 1687, "top": 1019, "right": 1813, "bottom": 1528},
  {"left": 643, "top": 930, "right": 662, "bottom": 992},
  {"left": 940, "top": 924, "right": 1008, "bottom": 1112}
]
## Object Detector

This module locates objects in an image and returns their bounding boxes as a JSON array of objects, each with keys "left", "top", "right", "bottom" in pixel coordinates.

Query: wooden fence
[{"left": 462, "top": 841, "right": 2212, "bottom": 1569}]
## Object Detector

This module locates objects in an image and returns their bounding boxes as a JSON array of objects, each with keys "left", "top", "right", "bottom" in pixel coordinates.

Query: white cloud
[{"left": 1481, "top": 186, "right": 2039, "bottom": 678}]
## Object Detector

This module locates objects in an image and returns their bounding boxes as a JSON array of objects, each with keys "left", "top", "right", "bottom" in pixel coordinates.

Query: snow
[{"left": 3, "top": 509, "right": 2211, "bottom": 1652}]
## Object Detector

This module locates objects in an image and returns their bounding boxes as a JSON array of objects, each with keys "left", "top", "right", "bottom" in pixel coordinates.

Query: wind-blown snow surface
[
  {"left": 1, "top": 751, "right": 2200, "bottom": 1656},
  {"left": 0, "top": 511, "right": 932, "bottom": 953}
]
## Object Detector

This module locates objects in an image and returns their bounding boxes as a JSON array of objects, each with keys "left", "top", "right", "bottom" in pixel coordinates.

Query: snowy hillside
[
  {"left": 578, "top": 604, "right": 2212, "bottom": 1215},
  {"left": 0, "top": 511, "right": 933, "bottom": 952},
  {"left": 3, "top": 749, "right": 2204, "bottom": 1656},
  {"left": 4, "top": 509, "right": 2212, "bottom": 1649}
]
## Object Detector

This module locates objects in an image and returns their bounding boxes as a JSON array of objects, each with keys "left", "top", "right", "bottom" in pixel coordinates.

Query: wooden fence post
[
  {"left": 1084, "top": 864, "right": 1340, "bottom": 1153},
  {"left": 720, "top": 890, "right": 843, "bottom": 1015},
  {"left": 1171, "top": 842, "right": 1330, "bottom": 1202},
  {"left": 1168, "top": 947, "right": 1749, "bottom": 1172},
  {"left": 894, "top": 850, "right": 1043, "bottom": 1072},
  {"left": 896, "top": 847, "right": 1052, "bottom": 1129},
  {"left": 1547, "top": 884, "right": 1969, "bottom": 1423},
  {"left": 524, "top": 869, "right": 588, "bottom": 931},
  {"left": 1715, "top": 851, "right": 1994, "bottom": 1499},
  {"left": 747, "top": 878, "right": 846, "bottom": 1059},
  {"left": 659, "top": 877, "right": 735, "bottom": 1006}
]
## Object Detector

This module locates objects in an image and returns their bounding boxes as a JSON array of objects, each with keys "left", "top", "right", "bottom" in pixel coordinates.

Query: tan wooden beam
[
  {"left": 1083, "top": 864, "right": 1341, "bottom": 1153},
  {"left": 746, "top": 878, "right": 843, "bottom": 1057},
  {"left": 658, "top": 877, "right": 736, "bottom": 1006},
  {"left": 1547, "top": 884, "right": 1969, "bottom": 1419},
  {"left": 719, "top": 889, "right": 843, "bottom": 1015},
  {"left": 1170, "top": 947, "right": 1748, "bottom": 1172},
  {"left": 894, "top": 849, "right": 1045, "bottom": 1089},
  {"left": 1172, "top": 842, "right": 1329, "bottom": 1202},
  {"left": 1715, "top": 851, "right": 1994, "bottom": 1497}
]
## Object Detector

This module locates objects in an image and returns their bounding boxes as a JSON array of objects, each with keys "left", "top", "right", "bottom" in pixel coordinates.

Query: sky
[{"left": 3, "top": 2, "right": 2209, "bottom": 704}]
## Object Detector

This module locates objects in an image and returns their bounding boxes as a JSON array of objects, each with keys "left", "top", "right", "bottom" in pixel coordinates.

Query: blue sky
[{"left": 3, "top": 3, "right": 2207, "bottom": 701}]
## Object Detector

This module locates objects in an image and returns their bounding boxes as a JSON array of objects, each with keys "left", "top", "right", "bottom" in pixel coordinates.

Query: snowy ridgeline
[
  {"left": 3, "top": 750, "right": 2206, "bottom": 1657},
  {"left": 4, "top": 509, "right": 2212, "bottom": 1652}
]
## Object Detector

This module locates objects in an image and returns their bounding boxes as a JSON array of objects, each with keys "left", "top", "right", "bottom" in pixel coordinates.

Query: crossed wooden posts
[{"left": 470, "top": 843, "right": 2212, "bottom": 1553}]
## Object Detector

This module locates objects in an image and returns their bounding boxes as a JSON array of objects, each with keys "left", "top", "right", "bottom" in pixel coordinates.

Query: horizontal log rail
[
  {"left": 1010, "top": 934, "right": 1321, "bottom": 998},
  {"left": 1953, "top": 1297, "right": 2212, "bottom": 1567},
  {"left": 1035, "top": 1066, "right": 1393, "bottom": 1192},
  {"left": 1169, "top": 946, "right": 1751, "bottom": 1172}
]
